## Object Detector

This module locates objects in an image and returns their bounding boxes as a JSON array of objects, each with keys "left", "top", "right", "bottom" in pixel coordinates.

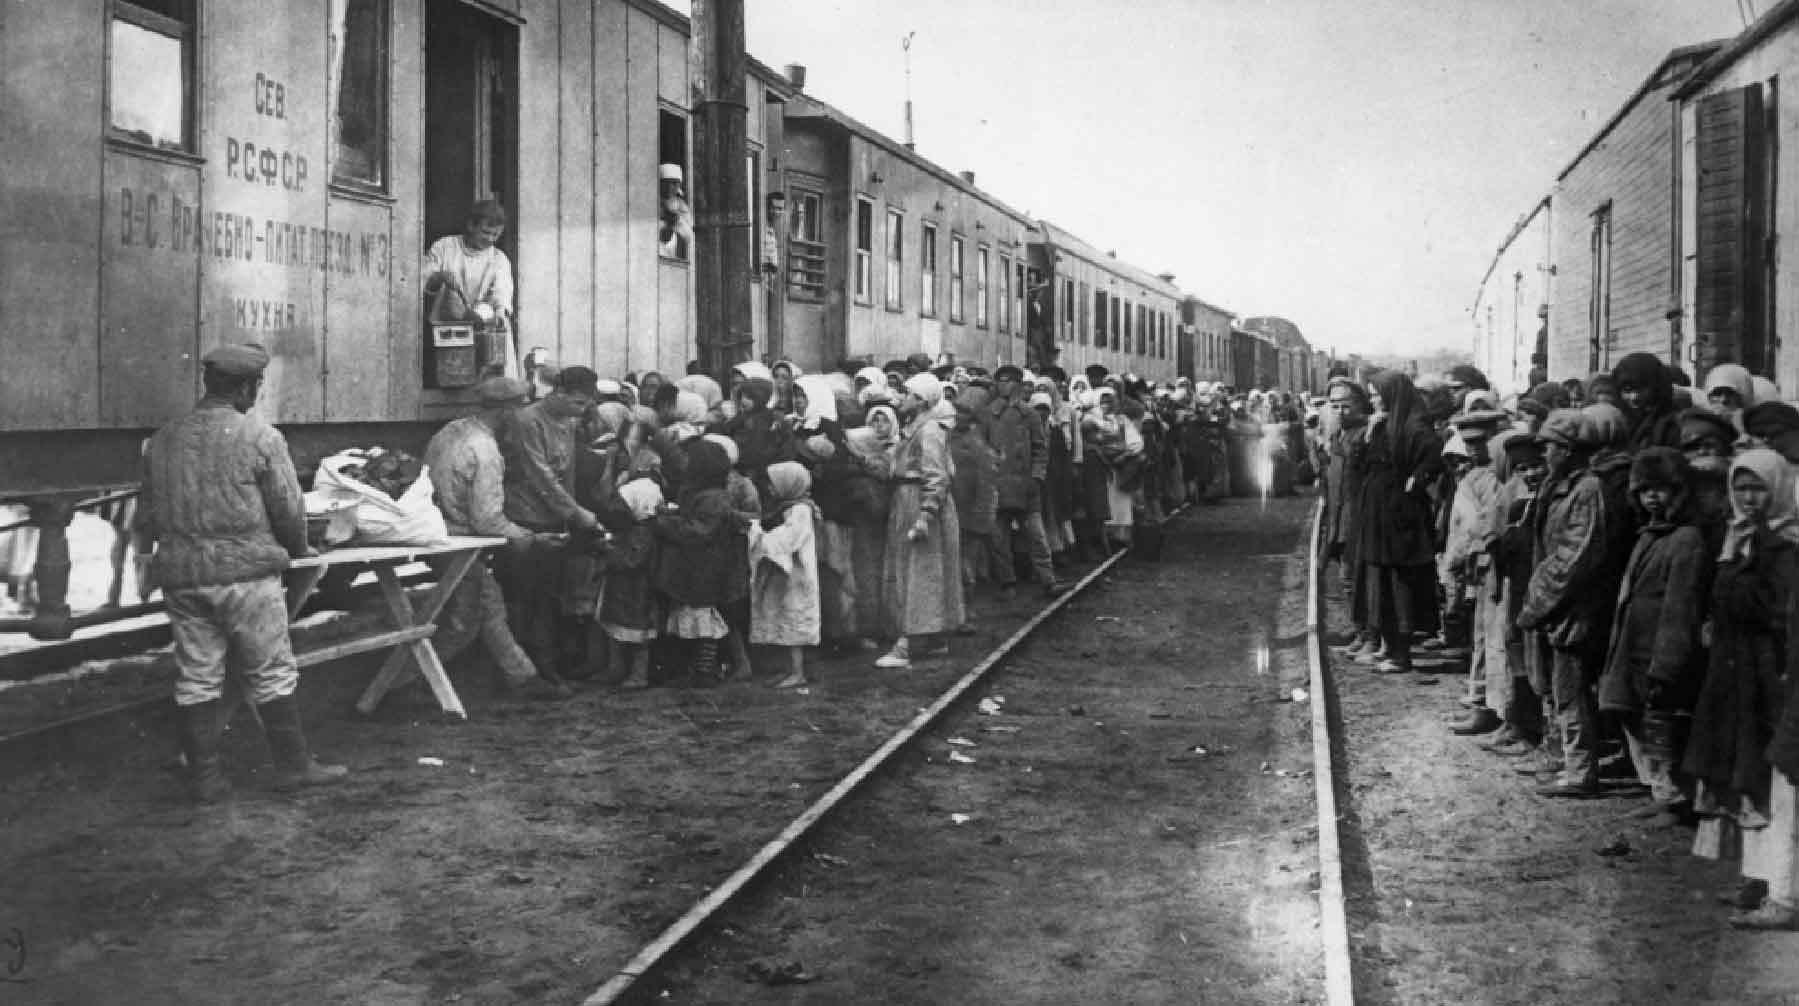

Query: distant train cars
[{"left": 1, "top": 0, "right": 1318, "bottom": 500}]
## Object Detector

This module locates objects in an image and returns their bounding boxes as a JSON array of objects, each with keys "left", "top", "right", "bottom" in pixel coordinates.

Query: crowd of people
[
  {"left": 1319, "top": 355, "right": 1799, "bottom": 931},
  {"left": 444, "top": 353, "right": 1315, "bottom": 698},
  {"left": 131, "top": 335, "right": 1334, "bottom": 803}
]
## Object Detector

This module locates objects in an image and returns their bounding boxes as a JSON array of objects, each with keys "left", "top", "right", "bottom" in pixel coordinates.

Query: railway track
[
  {"left": 1, "top": 496, "right": 1352, "bottom": 1005},
  {"left": 579, "top": 499, "right": 1356, "bottom": 1006}
]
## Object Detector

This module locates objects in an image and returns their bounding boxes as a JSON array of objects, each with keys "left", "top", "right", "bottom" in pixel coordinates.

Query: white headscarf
[
  {"left": 903, "top": 372, "right": 944, "bottom": 408},
  {"left": 733, "top": 360, "right": 774, "bottom": 384},
  {"left": 702, "top": 432, "right": 741, "bottom": 467},
  {"left": 616, "top": 478, "right": 665, "bottom": 521},
  {"left": 795, "top": 374, "right": 839, "bottom": 428}
]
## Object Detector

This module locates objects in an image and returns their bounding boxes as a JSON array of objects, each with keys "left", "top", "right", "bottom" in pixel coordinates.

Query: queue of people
[
  {"left": 456, "top": 355, "right": 1282, "bottom": 697},
  {"left": 1321, "top": 356, "right": 1799, "bottom": 931}
]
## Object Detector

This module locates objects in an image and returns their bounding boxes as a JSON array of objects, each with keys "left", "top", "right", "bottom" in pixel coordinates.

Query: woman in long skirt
[{"left": 876, "top": 375, "right": 963, "bottom": 670}]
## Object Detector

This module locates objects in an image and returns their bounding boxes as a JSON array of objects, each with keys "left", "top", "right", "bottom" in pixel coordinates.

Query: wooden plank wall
[{"left": 1, "top": 1, "right": 105, "bottom": 430}]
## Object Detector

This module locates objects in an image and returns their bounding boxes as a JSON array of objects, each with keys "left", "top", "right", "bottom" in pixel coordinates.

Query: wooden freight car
[{"left": 1, "top": 0, "right": 792, "bottom": 496}]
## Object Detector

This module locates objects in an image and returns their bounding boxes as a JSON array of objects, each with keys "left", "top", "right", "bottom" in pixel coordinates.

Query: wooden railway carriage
[
  {"left": 776, "top": 93, "right": 1036, "bottom": 372},
  {"left": 1, "top": 0, "right": 793, "bottom": 497},
  {"left": 1028, "top": 221, "right": 1183, "bottom": 380}
]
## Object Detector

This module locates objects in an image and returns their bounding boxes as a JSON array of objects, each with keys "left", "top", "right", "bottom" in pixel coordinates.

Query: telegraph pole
[{"left": 690, "top": 0, "right": 753, "bottom": 380}]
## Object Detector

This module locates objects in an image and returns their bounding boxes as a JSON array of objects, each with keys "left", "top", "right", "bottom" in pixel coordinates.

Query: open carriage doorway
[{"left": 423, "top": 1, "right": 518, "bottom": 280}]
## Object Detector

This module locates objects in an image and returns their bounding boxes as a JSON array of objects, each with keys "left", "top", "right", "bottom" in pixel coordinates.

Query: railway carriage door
[
  {"left": 423, "top": 0, "right": 518, "bottom": 298},
  {"left": 1693, "top": 83, "right": 1772, "bottom": 380}
]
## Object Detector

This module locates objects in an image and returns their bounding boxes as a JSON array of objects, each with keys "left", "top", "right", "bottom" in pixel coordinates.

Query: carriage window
[
  {"left": 330, "top": 0, "right": 389, "bottom": 189},
  {"left": 885, "top": 208, "right": 904, "bottom": 310},
  {"left": 949, "top": 235, "right": 966, "bottom": 323},
  {"left": 921, "top": 223, "right": 939, "bottom": 317},
  {"left": 1062, "top": 278, "right": 1076, "bottom": 342},
  {"left": 110, "top": 1, "right": 195, "bottom": 152},
  {"left": 998, "top": 253, "right": 1012, "bottom": 332},
  {"left": 976, "top": 245, "right": 990, "bottom": 329},
  {"left": 853, "top": 197, "right": 874, "bottom": 304},
  {"left": 786, "top": 187, "right": 825, "bottom": 301},
  {"left": 658, "top": 110, "right": 691, "bottom": 261}
]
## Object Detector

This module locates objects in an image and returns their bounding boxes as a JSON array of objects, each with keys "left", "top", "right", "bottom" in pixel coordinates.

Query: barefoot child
[{"left": 749, "top": 462, "right": 820, "bottom": 689}]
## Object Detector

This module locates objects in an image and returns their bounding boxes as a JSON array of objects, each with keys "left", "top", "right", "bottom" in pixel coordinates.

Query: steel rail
[
  {"left": 577, "top": 513, "right": 1174, "bottom": 1006},
  {"left": 1306, "top": 497, "right": 1356, "bottom": 1006}
]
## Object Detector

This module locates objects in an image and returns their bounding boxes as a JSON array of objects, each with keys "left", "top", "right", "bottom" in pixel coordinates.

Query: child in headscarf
[
  {"left": 596, "top": 478, "right": 664, "bottom": 688},
  {"left": 724, "top": 375, "right": 797, "bottom": 497},
  {"left": 651, "top": 440, "right": 750, "bottom": 686},
  {"left": 1686, "top": 448, "right": 1799, "bottom": 926},
  {"left": 748, "top": 462, "right": 820, "bottom": 688},
  {"left": 702, "top": 433, "right": 759, "bottom": 679}
]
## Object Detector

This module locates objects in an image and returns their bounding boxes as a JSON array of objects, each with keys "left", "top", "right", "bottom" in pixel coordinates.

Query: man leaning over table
[
  {"left": 140, "top": 343, "right": 348, "bottom": 803},
  {"left": 424, "top": 375, "right": 565, "bottom": 696}
]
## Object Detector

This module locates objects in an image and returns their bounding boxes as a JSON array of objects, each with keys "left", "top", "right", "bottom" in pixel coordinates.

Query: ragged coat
[{"left": 1596, "top": 516, "right": 1710, "bottom": 715}]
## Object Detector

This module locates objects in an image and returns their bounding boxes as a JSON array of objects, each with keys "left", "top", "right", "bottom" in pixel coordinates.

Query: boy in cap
[
  {"left": 1598, "top": 447, "right": 1707, "bottom": 825},
  {"left": 1441, "top": 409, "right": 1506, "bottom": 734},
  {"left": 141, "top": 343, "right": 346, "bottom": 801}
]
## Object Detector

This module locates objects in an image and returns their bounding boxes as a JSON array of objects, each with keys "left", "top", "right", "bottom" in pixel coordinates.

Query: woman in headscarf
[
  {"left": 1354, "top": 370, "right": 1444, "bottom": 675},
  {"left": 1705, "top": 364, "right": 1757, "bottom": 433},
  {"left": 747, "top": 462, "right": 820, "bottom": 688},
  {"left": 1611, "top": 352, "right": 1681, "bottom": 452},
  {"left": 854, "top": 365, "right": 888, "bottom": 403},
  {"left": 1686, "top": 448, "right": 1799, "bottom": 925},
  {"left": 675, "top": 373, "right": 725, "bottom": 422},
  {"left": 770, "top": 359, "right": 801, "bottom": 417},
  {"left": 875, "top": 373, "right": 963, "bottom": 669},
  {"left": 1084, "top": 387, "right": 1146, "bottom": 551},
  {"left": 865, "top": 403, "right": 900, "bottom": 450}
]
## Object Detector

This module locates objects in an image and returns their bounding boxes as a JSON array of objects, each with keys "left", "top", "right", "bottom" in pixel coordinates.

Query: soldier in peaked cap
[{"left": 141, "top": 343, "right": 348, "bottom": 802}]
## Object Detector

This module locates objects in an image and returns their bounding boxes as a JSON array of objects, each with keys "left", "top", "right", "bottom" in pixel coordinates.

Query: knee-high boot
[
  {"left": 176, "top": 700, "right": 229, "bottom": 803},
  {"left": 258, "top": 695, "right": 349, "bottom": 790}
]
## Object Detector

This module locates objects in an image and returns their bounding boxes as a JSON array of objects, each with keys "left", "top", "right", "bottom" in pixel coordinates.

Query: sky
[{"left": 668, "top": 0, "right": 1751, "bottom": 360}]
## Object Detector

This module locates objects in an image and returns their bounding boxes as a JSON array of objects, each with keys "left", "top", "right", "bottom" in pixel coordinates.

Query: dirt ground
[
  {"left": 1, "top": 510, "right": 1293, "bottom": 1006},
  {"left": 1324, "top": 562, "right": 1799, "bottom": 1005},
  {"left": 648, "top": 496, "right": 1324, "bottom": 1005}
]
